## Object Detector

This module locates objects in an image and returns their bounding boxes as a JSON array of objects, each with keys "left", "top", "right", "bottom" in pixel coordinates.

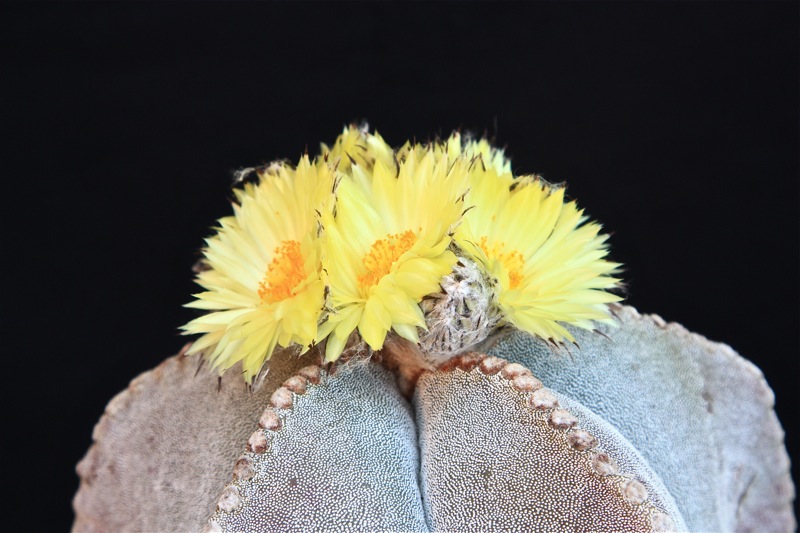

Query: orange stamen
[
  {"left": 258, "top": 240, "right": 306, "bottom": 303},
  {"left": 479, "top": 236, "right": 524, "bottom": 289},
  {"left": 358, "top": 230, "right": 417, "bottom": 289}
]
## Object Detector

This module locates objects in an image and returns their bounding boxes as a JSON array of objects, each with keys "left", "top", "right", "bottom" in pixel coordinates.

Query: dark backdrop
[{"left": 4, "top": 2, "right": 797, "bottom": 529}]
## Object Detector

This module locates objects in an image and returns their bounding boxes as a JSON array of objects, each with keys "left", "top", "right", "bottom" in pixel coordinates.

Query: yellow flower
[
  {"left": 181, "top": 126, "right": 622, "bottom": 378},
  {"left": 455, "top": 166, "right": 621, "bottom": 345},
  {"left": 320, "top": 124, "right": 395, "bottom": 173},
  {"left": 319, "top": 140, "right": 471, "bottom": 361},
  {"left": 390, "top": 131, "right": 511, "bottom": 176},
  {"left": 441, "top": 132, "right": 512, "bottom": 176},
  {"left": 181, "top": 156, "right": 332, "bottom": 382}
]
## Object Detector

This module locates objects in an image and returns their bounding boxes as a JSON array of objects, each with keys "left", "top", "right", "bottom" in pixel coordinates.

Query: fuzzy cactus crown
[{"left": 182, "top": 125, "right": 621, "bottom": 381}]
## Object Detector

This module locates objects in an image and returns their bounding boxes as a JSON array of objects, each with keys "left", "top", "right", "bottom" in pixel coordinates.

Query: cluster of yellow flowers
[{"left": 182, "top": 126, "right": 621, "bottom": 382}]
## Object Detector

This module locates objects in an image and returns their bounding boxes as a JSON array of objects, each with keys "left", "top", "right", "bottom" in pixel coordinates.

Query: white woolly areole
[{"left": 418, "top": 255, "right": 501, "bottom": 364}]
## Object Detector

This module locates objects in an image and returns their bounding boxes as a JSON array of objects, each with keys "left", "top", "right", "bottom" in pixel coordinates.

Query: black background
[{"left": 4, "top": 2, "right": 797, "bottom": 530}]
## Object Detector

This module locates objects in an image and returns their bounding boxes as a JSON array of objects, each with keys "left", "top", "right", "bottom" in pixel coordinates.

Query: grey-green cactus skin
[
  {"left": 486, "top": 305, "right": 795, "bottom": 532},
  {"left": 415, "top": 362, "right": 685, "bottom": 531},
  {"left": 73, "top": 348, "right": 321, "bottom": 533},
  {"left": 209, "top": 362, "right": 427, "bottom": 532},
  {"left": 73, "top": 306, "right": 795, "bottom": 532}
]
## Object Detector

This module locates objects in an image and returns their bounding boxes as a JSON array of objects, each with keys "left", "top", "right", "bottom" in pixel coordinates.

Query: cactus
[
  {"left": 73, "top": 128, "right": 794, "bottom": 532},
  {"left": 73, "top": 305, "right": 794, "bottom": 532}
]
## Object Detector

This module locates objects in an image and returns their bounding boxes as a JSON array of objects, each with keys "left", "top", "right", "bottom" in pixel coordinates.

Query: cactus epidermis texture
[{"left": 73, "top": 306, "right": 795, "bottom": 532}]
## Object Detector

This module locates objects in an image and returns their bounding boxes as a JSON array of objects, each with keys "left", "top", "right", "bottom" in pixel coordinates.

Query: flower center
[
  {"left": 258, "top": 240, "right": 306, "bottom": 303},
  {"left": 358, "top": 230, "right": 417, "bottom": 290},
  {"left": 479, "top": 236, "right": 524, "bottom": 289}
]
